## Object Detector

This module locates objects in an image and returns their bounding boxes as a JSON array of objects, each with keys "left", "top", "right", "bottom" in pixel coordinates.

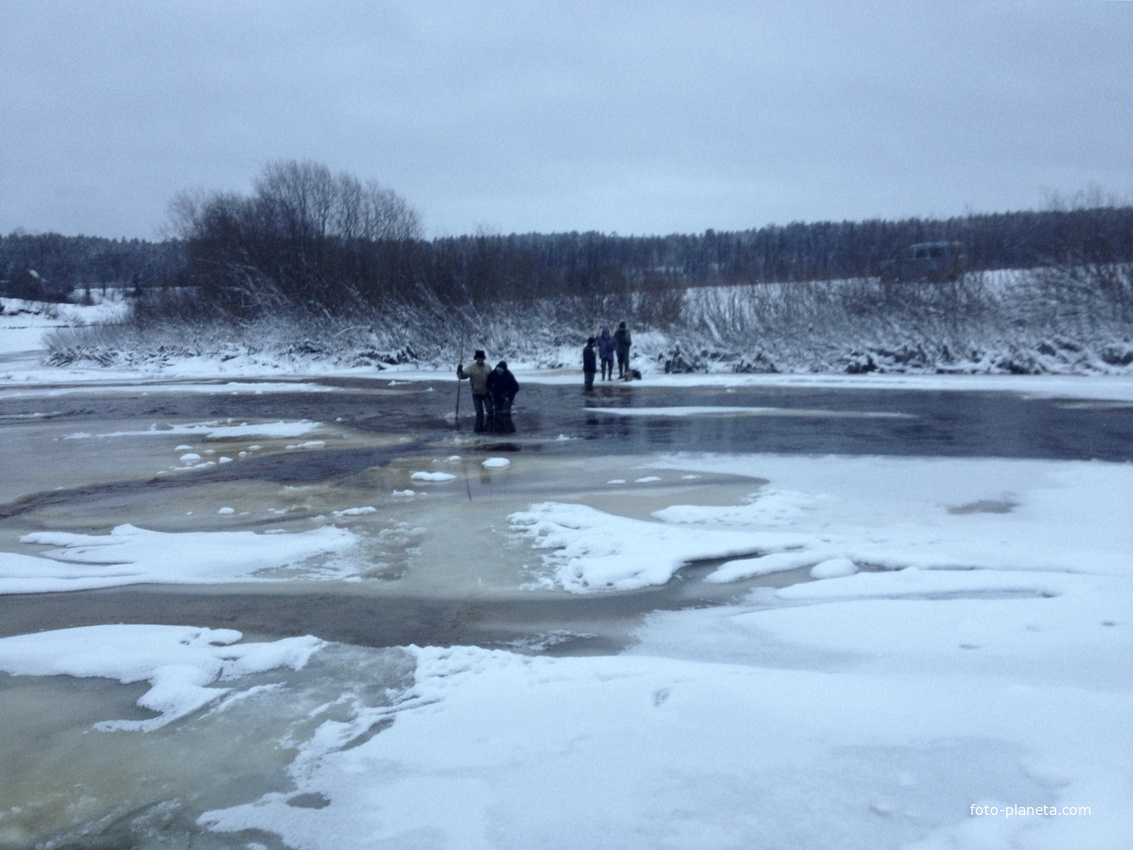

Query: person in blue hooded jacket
[{"left": 597, "top": 326, "right": 616, "bottom": 381}]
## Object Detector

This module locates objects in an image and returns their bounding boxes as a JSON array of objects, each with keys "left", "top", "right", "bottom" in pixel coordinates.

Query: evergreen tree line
[
  {"left": 4, "top": 160, "right": 1132, "bottom": 318},
  {"left": 0, "top": 231, "right": 183, "bottom": 302},
  {"left": 427, "top": 203, "right": 1133, "bottom": 304}
]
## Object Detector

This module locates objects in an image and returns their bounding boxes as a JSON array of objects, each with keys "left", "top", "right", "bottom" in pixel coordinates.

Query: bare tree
[{"left": 165, "top": 160, "right": 423, "bottom": 318}]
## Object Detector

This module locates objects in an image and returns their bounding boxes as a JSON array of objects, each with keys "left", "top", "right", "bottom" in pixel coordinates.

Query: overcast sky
[{"left": 3, "top": 1, "right": 1132, "bottom": 241}]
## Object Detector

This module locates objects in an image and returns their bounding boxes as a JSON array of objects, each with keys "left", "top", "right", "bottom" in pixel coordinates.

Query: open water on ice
[{"left": 0, "top": 643, "right": 414, "bottom": 849}]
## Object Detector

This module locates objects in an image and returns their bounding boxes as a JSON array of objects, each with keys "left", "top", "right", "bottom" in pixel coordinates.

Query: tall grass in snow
[{"left": 43, "top": 268, "right": 1133, "bottom": 375}]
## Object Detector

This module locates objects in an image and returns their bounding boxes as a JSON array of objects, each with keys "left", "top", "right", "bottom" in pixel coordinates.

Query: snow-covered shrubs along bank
[{"left": 26, "top": 268, "right": 1133, "bottom": 377}]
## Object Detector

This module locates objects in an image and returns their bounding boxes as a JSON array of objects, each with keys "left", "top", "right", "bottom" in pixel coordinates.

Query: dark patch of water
[
  {"left": 4, "top": 377, "right": 1132, "bottom": 461},
  {"left": 0, "top": 562, "right": 813, "bottom": 657}
]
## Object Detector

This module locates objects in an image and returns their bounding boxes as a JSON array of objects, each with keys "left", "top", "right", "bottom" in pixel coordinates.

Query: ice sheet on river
[
  {"left": 2, "top": 524, "right": 359, "bottom": 592},
  {"left": 512, "top": 454, "right": 1133, "bottom": 592},
  {"left": 64, "top": 418, "right": 323, "bottom": 441},
  {"left": 509, "top": 500, "right": 805, "bottom": 592},
  {"left": 0, "top": 625, "right": 324, "bottom": 730},
  {"left": 1, "top": 452, "right": 1132, "bottom": 847}
]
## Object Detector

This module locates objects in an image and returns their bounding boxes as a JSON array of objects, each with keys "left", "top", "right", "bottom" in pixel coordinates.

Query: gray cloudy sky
[{"left": 3, "top": 1, "right": 1132, "bottom": 240}]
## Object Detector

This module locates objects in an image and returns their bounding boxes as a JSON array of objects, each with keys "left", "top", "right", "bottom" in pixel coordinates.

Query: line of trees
[
  {"left": 423, "top": 205, "right": 1133, "bottom": 299},
  {"left": 5, "top": 160, "right": 1133, "bottom": 320},
  {"left": 0, "top": 232, "right": 183, "bottom": 302}
]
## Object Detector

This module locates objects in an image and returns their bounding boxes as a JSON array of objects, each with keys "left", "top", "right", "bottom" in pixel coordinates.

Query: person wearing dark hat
[
  {"left": 614, "top": 321, "right": 632, "bottom": 378},
  {"left": 582, "top": 336, "right": 597, "bottom": 391},
  {"left": 457, "top": 349, "right": 493, "bottom": 432},
  {"left": 486, "top": 360, "right": 520, "bottom": 433}
]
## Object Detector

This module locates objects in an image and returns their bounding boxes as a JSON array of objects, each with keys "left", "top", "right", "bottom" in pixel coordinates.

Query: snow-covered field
[{"left": 1, "top": 298, "right": 1131, "bottom": 848}]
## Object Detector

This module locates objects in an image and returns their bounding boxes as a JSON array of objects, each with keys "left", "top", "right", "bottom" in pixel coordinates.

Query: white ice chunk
[{"left": 411, "top": 471, "right": 457, "bottom": 482}]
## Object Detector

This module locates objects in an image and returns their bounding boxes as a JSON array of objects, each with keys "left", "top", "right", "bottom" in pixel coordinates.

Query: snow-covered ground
[{"left": 1, "top": 299, "right": 1131, "bottom": 848}]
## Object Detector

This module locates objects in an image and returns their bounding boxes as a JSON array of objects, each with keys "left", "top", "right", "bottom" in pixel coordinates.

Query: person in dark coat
[
  {"left": 597, "top": 326, "right": 616, "bottom": 381},
  {"left": 486, "top": 360, "right": 520, "bottom": 433},
  {"left": 614, "top": 321, "right": 632, "bottom": 378},
  {"left": 582, "top": 336, "right": 597, "bottom": 391}
]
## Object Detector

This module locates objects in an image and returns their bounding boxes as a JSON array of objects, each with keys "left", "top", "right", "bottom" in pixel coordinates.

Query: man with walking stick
[{"left": 457, "top": 350, "right": 493, "bottom": 433}]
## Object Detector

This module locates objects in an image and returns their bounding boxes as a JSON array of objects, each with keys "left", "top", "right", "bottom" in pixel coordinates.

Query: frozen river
[
  {"left": 3, "top": 376, "right": 1129, "bottom": 648},
  {"left": 1, "top": 372, "right": 1131, "bottom": 849}
]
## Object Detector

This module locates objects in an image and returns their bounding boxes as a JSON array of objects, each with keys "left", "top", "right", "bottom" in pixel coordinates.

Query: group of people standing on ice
[
  {"left": 583, "top": 321, "right": 632, "bottom": 390},
  {"left": 456, "top": 320, "right": 634, "bottom": 433}
]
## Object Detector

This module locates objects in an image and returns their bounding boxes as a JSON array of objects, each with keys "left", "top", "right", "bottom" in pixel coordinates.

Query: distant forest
[
  {"left": 4, "top": 198, "right": 1133, "bottom": 314},
  {"left": 0, "top": 232, "right": 184, "bottom": 302}
]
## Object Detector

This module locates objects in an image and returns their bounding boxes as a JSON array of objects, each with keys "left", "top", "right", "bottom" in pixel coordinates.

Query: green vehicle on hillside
[{"left": 879, "top": 242, "right": 968, "bottom": 283}]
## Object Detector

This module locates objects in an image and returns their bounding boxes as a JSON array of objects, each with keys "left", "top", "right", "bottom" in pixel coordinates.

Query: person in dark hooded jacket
[
  {"left": 614, "top": 321, "right": 632, "bottom": 378},
  {"left": 486, "top": 361, "right": 519, "bottom": 433},
  {"left": 582, "top": 337, "right": 597, "bottom": 391}
]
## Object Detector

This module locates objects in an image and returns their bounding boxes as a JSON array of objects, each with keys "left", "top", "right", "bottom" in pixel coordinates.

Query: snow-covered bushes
[{"left": 40, "top": 269, "right": 1133, "bottom": 376}]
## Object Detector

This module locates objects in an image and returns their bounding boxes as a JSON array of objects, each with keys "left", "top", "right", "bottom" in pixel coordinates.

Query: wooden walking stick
[{"left": 454, "top": 330, "right": 465, "bottom": 430}]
